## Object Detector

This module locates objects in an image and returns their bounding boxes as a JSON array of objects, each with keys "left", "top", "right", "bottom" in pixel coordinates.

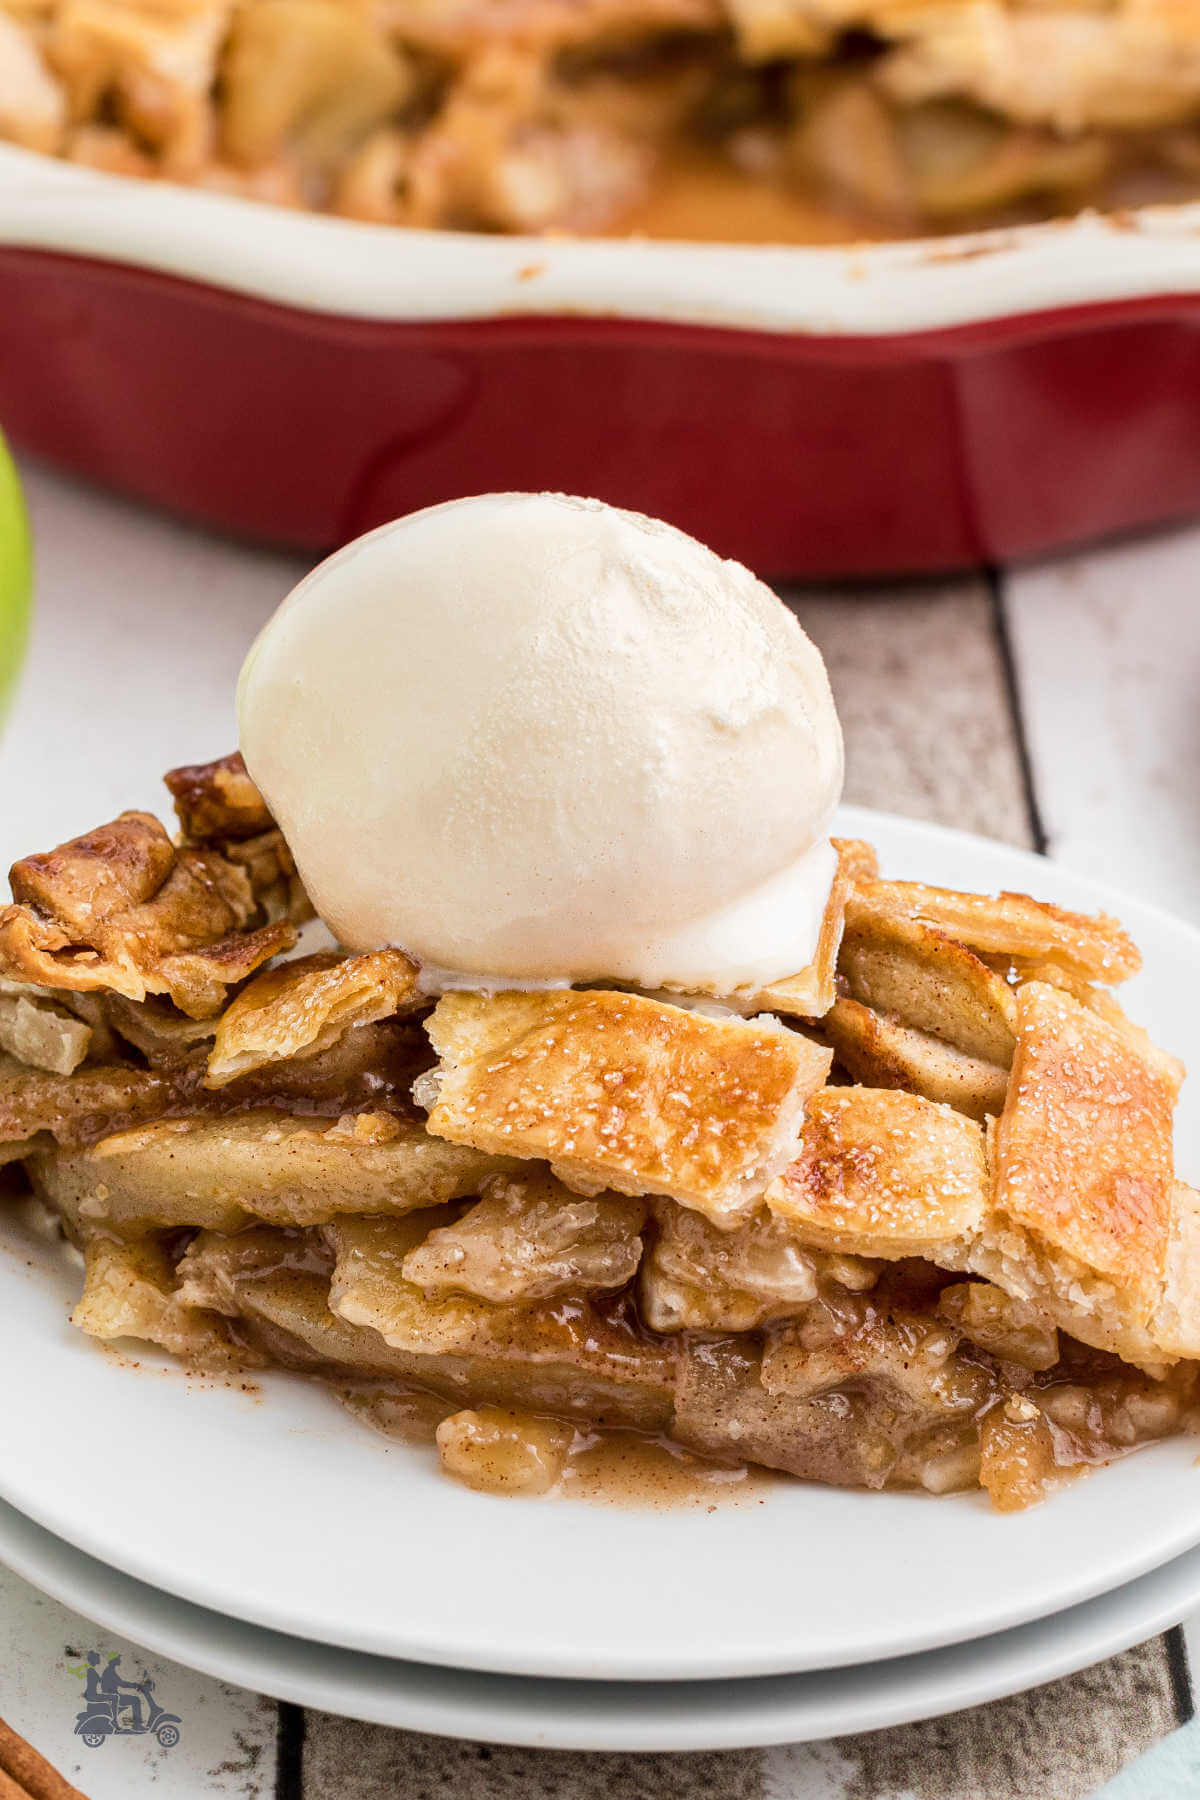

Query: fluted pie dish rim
[{"left": 4, "top": 141, "right": 1200, "bottom": 338}]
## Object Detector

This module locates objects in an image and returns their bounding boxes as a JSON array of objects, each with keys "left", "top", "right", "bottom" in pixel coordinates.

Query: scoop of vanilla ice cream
[{"left": 237, "top": 493, "right": 843, "bottom": 992}]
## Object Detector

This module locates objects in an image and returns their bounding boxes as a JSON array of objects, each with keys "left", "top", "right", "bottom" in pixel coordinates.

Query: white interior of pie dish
[{"left": 4, "top": 140, "right": 1200, "bottom": 334}]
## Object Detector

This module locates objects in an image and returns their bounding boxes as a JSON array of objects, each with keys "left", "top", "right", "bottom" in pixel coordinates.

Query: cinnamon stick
[{"left": 0, "top": 1718, "right": 89, "bottom": 1800}]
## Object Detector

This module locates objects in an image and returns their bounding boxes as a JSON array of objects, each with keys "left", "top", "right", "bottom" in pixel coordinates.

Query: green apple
[{"left": 0, "top": 433, "right": 30, "bottom": 724}]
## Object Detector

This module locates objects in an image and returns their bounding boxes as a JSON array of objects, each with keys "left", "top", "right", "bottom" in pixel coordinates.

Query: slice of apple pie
[{"left": 2, "top": 751, "right": 1197, "bottom": 1511}]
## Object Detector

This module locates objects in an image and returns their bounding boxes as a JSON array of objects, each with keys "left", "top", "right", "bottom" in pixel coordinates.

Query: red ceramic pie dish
[{"left": 3, "top": 144, "right": 1200, "bottom": 577}]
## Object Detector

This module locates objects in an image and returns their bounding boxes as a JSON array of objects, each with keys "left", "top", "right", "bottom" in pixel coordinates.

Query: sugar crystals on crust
[
  {"left": 767, "top": 1085, "right": 988, "bottom": 1258},
  {"left": 979, "top": 980, "right": 1179, "bottom": 1365},
  {"left": 421, "top": 987, "right": 831, "bottom": 1225}
]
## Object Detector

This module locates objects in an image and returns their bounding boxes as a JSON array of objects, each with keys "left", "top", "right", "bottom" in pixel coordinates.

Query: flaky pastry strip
[
  {"left": 0, "top": 809, "right": 296, "bottom": 1017},
  {"left": 846, "top": 878, "right": 1140, "bottom": 985},
  {"left": 767, "top": 1085, "right": 989, "bottom": 1258},
  {"left": 205, "top": 947, "right": 420, "bottom": 1088},
  {"left": 422, "top": 986, "right": 831, "bottom": 1226},
  {"left": 971, "top": 980, "right": 1180, "bottom": 1367},
  {"left": 774, "top": 985, "right": 1193, "bottom": 1369}
]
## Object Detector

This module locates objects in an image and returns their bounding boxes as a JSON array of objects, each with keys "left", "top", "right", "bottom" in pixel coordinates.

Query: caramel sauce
[
  {"left": 559, "top": 1429, "right": 775, "bottom": 1510},
  {"left": 337, "top": 1380, "right": 771, "bottom": 1508}
]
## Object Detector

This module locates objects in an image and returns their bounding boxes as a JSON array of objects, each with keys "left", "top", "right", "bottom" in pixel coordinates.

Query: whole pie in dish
[
  {"left": 3, "top": 0, "right": 1200, "bottom": 240},
  {"left": 3, "top": 495, "right": 1197, "bottom": 1511}
]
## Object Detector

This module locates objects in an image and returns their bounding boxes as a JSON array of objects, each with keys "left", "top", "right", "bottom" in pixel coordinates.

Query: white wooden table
[{"left": 2, "top": 457, "right": 1199, "bottom": 1800}]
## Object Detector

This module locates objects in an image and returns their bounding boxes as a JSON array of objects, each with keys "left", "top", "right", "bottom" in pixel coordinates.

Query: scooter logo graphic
[{"left": 64, "top": 1650, "right": 182, "bottom": 1751}]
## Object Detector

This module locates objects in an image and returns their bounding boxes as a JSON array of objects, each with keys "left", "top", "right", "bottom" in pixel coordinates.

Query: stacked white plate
[{"left": 2, "top": 804, "right": 1199, "bottom": 1750}]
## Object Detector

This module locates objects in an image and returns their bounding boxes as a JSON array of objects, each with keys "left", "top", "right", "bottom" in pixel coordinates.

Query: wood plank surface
[
  {"left": 1001, "top": 531, "right": 1200, "bottom": 922},
  {"left": 1002, "top": 537, "right": 1200, "bottom": 1731},
  {"left": 0, "top": 1563, "right": 278, "bottom": 1798}
]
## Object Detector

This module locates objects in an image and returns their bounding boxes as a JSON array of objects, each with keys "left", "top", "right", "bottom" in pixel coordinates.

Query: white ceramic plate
[
  {"left": 1, "top": 806, "right": 1199, "bottom": 1682},
  {"left": 2, "top": 1494, "right": 1200, "bottom": 1752}
]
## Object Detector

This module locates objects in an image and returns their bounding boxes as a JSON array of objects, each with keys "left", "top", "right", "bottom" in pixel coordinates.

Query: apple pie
[
  {"left": 2, "top": 0, "right": 1200, "bottom": 240},
  {"left": 2, "top": 750, "right": 1198, "bottom": 1510}
]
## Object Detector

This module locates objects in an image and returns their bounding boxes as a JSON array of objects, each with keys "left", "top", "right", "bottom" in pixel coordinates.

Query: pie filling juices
[
  {"left": 2, "top": 495, "right": 1197, "bottom": 1510},
  {"left": 6, "top": 2, "right": 1200, "bottom": 240}
]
